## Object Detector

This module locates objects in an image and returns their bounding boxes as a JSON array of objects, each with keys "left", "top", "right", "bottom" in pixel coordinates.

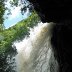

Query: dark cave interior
[{"left": 29, "top": 0, "right": 72, "bottom": 23}]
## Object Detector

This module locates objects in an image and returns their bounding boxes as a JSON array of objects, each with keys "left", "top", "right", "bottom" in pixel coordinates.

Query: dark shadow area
[
  {"left": 51, "top": 21, "right": 72, "bottom": 72},
  {"left": 29, "top": 0, "right": 72, "bottom": 23}
]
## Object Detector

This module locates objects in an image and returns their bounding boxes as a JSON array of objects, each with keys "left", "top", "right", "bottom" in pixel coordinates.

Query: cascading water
[{"left": 13, "top": 22, "right": 59, "bottom": 72}]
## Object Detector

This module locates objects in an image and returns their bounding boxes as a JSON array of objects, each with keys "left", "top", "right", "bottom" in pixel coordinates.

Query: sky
[{"left": 4, "top": 0, "right": 30, "bottom": 29}]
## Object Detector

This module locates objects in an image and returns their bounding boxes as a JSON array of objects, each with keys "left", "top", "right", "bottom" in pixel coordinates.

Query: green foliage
[
  {"left": 0, "top": 0, "right": 6, "bottom": 31},
  {"left": 0, "top": 11, "right": 40, "bottom": 53},
  {"left": 0, "top": 11, "right": 40, "bottom": 72}
]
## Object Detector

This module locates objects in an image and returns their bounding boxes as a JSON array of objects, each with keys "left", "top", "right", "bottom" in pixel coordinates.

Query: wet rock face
[
  {"left": 28, "top": 0, "right": 72, "bottom": 72},
  {"left": 51, "top": 21, "right": 72, "bottom": 72},
  {"left": 29, "top": 0, "right": 72, "bottom": 23}
]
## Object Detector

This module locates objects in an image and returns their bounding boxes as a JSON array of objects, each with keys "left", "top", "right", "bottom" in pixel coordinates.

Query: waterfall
[{"left": 13, "top": 22, "right": 59, "bottom": 72}]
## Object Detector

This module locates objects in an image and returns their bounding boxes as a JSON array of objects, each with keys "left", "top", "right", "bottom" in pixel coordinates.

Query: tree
[
  {"left": 0, "top": 0, "right": 6, "bottom": 30},
  {"left": 0, "top": 0, "right": 33, "bottom": 31}
]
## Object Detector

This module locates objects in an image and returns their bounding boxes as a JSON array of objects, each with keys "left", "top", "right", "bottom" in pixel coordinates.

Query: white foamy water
[{"left": 13, "top": 22, "right": 59, "bottom": 72}]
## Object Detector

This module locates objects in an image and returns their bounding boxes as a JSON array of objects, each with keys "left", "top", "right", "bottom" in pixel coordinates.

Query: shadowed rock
[{"left": 29, "top": 0, "right": 72, "bottom": 23}]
